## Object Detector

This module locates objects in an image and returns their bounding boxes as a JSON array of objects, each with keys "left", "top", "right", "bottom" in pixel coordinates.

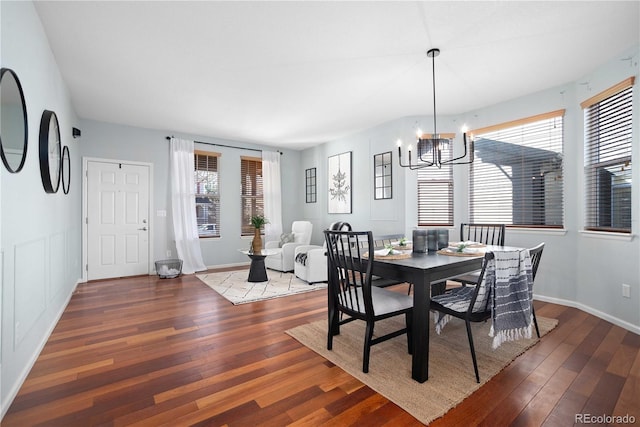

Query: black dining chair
[
  {"left": 325, "top": 229, "right": 414, "bottom": 373},
  {"left": 429, "top": 223, "right": 506, "bottom": 296},
  {"left": 528, "top": 242, "right": 545, "bottom": 338},
  {"left": 460, "top": 223, "right": 506, "bottom": 246},
  {"left": 370, "top": 233, "right": 407, "bottom": 289},
  {"left": 430, "top": 251, "right": 495, "bottom": 383},
  {"left": 431, "top": 245, "right": 541, "bottom": 383}
]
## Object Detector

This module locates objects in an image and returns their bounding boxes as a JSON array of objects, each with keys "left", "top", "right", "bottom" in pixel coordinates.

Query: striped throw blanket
[
  {"left": 431, "top": 249, "right": 534, "bottom": 350},
  {"left": 488, "top": 249, "right": 534, "bottom": 349}
]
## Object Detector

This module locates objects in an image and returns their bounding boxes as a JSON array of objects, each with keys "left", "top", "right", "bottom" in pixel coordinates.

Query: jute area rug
[
  {"left": 286, "top": 315, "right": 558, "bottom": 424},
  {"left": 196, "top": 270, "right": 326, "bottom": 305}
]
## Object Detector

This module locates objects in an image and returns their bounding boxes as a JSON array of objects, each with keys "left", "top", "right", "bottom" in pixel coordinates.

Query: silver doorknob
[{"left": 138, "top": 227, "right": 148, "bottom": 231}]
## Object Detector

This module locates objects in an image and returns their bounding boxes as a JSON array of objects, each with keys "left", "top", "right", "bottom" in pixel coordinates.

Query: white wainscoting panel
[
  {"left": 49, "top": 232, "right": 66, "bottom": 302},
  {"left": 14, "top": 238, "right": 47, "bottom": 348}
]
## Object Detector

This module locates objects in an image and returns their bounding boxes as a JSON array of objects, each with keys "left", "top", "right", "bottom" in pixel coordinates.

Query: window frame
[
  {"left": 416, "top": 133, "right": 454, "bottom": 227},
  {"left": 194, "top": 150, "right": 221, "bottom": 238},
  {"left": 581, "top": 77, "right": 634, "bottom": 234},
  {"left": 241, "top": 156, "right": 264, "bottom": 236},
  {"left": 469, "top": 110, "right": 565, "bottom": 229}
]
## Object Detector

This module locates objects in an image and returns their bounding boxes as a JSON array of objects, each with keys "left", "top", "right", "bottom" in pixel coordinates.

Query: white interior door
[{"left": 87, "top": 161, "right": 150, "bottom": 280}]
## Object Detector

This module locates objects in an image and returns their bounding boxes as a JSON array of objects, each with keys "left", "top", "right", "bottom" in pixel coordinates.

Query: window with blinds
[
  {"left": 194, "top": 151, "right": 220, "bottom": 238},
  {"left": 469, "top": 111, "right": 565, "bottom": 228},
  {"left": 417, "top": 136, "right": 453, "bottom": 226},
  {"left": 241, "top": 156, "right": 264, "bottom": 236},
  {"left": 582, "top": 77, "right": 634, "bottom": 233}
]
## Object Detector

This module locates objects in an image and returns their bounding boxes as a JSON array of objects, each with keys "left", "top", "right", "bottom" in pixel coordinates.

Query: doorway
[{"left": 83, "top": 159, "right": 152, "bottom": 281}]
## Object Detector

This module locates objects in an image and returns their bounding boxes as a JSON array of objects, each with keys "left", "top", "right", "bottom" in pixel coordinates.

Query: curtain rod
[{"left": 165, "top": 136, "right": 282, "bottom": 155}]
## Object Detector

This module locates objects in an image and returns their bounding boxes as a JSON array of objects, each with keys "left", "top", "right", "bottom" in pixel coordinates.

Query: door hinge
[
  {"left": 85, "top": 264, "right": 88, "bottom": 271},
  {"left": 85, "top": 217, "right": 88, "bottom": 224}
]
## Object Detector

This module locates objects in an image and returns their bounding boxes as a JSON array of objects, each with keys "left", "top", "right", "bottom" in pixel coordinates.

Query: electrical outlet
[
  {"left": 166, "top": 250, "right": 171, "bottom": 257},
  {"left": 622, "top": 284, "right": 631, "bottom": 298}
]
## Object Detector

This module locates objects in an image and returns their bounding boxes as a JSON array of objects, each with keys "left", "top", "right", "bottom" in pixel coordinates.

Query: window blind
[
  {"left": 469, "top": 111, "right": 564, "bottom": 228},
  {"left": 241, "top": 156, "right": 264, "bottom": 236},
  {"left": 417, "top": 137, "right": 453, "bottom": 226},
  {"left": 194, "top": 151, "right": 220, "bottom": 237},
  {"left": 583, "top": 78, "right": 633, "bottom": 233}
]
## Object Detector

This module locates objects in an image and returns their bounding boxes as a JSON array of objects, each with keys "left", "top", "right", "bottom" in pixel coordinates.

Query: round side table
[{"left": 239, "top": 249, "right": 280, "bottom": 282}]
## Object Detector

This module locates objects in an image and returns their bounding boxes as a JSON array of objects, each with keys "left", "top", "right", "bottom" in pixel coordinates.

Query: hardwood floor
[{"left": 3, "top": 269, "right": 639, "bottom": 426}]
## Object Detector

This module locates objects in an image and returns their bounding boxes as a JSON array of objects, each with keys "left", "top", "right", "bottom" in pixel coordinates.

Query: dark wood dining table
[{"left": 371, "top": 249, "right": 490, "bottom": 383}]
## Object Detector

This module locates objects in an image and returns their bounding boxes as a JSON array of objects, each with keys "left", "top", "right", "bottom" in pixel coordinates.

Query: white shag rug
[{"left": 196, "top": 270, "right": 327, "bottom": 305}]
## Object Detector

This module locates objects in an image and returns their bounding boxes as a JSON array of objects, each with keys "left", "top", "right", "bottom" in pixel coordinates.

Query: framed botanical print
[
  {"left": 305, "top": 167, "right": 316, "bottom": 203},
  {"left": 328, "top": 151, "right": 352, "bottom": 213},
  {"left": 374, "top": 151, "right": 392, "bottom": 199}
]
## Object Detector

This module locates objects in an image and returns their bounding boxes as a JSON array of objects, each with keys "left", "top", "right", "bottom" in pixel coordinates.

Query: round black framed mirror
[
  {"left": 0, "top": 68, "right": 28, "bottom": 173},
  {"left": 39, "top": 109, "right": 62, "bottom": 193},
  {"left": 62, "top": 145, "right": 70, "bottom": 195}
]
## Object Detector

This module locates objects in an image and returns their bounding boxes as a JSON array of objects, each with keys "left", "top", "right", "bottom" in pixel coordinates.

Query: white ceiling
[{"left": 34, "top": 1, "right": 639, "bottom": 150}]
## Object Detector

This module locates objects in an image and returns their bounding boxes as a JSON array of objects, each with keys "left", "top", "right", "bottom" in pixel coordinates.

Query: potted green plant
[{"left": 250, "top": 215, "right": 269, "bottom": 253}]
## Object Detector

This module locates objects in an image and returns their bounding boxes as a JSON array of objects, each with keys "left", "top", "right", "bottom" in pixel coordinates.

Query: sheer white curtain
[
  {"left": 170, "top": 138, "right": 206, "bottom": 274},
  {"left": 262, "top": 151, "right": 283, "bottom": 243}
]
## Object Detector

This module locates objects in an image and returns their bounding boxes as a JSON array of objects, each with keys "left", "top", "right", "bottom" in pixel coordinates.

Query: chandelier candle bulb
[{"left": 463, "top": 132, "right": 475, "bottom": 163}]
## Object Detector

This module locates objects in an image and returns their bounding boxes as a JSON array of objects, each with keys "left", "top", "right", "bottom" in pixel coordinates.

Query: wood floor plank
[
  {"left": 580, "top": 371, "right": 627, "bottom": 419},
  {"left": 2, "top": 273, "right": 638, "bottom": 426},
  {"left": 492, "top": 339, "right": 578, "bottom": 425},
  {"left": 541, "top": 388, "right": 589, "bottom": 427},
  {"left": 285, "top": 386, "right": 349, "bottom": 421},
  {"left": 510, "top": 366, "right": 578, "bottom": 426},
  {"left": 612, "top": 373, "right": 640, "bottom": 421}
]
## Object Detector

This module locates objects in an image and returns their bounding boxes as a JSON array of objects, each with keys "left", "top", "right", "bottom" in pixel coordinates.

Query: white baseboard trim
[
  {"left": 145, "top": 262, "right": 250, "bottom": 277},
  {"left": 205, "top": 261, "right": 250, "bottom": 270},
  {"left": 534, "top": 294, "right": 640, "bottom": 335},
  {"left": 1, "top": 279, "right": 81, "bottom": 420}
]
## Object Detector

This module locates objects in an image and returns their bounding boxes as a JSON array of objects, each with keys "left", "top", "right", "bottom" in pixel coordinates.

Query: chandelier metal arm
[
  {"left": 440, "top": 133, "right": 475, "bottom": 165},
  {"left": 398, "top": 146, "right": 435, "bottom": 169}
]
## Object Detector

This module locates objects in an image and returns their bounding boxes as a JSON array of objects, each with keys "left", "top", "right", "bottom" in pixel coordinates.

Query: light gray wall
[
  {"left": 572, "top": 45, "right": 640, "bottom": 330},
  {"left": 1, "top": 1, "right": 82, "bottom": 416},
  {"left": 300, "top": 116, "right": 414, "bottom": 245},
  {"left": 78, "top": 120, "right": 303, "bottom": 268}
]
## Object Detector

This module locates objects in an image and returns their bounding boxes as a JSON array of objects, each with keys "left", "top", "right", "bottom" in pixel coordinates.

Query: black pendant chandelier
[{"left": 397, "top": 48, "right": 474, "bottom": 169}]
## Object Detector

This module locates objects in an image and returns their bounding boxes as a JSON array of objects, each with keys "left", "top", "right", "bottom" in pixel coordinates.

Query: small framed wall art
[
  {"left": 305, "top": 167, "right": 316, "bottom": 203},
  {"left": 328, "top": 151, "right": 351, "bottom": 214},
  {"left": 374, "top": 151, "right": 392, "bottom": 199}
]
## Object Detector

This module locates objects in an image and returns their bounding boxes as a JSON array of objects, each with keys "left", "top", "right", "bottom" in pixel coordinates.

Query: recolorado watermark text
[{"left": 575, "top": 413, "right": 636, "bottom": 424}]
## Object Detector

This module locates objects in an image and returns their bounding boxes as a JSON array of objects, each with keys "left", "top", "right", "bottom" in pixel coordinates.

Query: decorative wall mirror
[
  {"left": 305, "top": 167, "right": 316, "bottom": 203},
  {"left": 0, "top": 68, "right": 28, "bottom": 173},
  {"left": 39, "top": 109, "right": 62, "bottom": 193},
  {"left": 374, "top": 151, "right": 392, "bottom": 199},
  {"left": 62, "top": 145, "right": 70, "bottom": 194}
]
